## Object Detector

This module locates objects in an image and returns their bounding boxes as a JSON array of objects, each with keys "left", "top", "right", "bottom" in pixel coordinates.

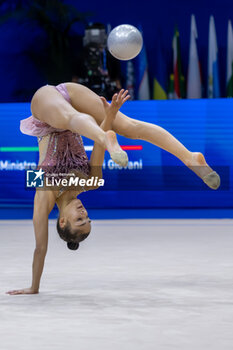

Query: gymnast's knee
[
  {"left": 120, "top": 119, "right": 144, "bottom": 139},
  {"left": 67, "top": 112, "right": 90, "bottom": 132}
]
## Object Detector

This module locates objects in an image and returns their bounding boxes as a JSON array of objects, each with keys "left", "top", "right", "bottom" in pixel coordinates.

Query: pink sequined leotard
[{"left": 20, "top": 83, "right": 90, "bottom": 197}]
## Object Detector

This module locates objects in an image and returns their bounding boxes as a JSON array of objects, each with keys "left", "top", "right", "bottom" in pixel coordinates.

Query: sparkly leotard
[{"left": 20, "top": 83, "right": 90, "bottom": 198}]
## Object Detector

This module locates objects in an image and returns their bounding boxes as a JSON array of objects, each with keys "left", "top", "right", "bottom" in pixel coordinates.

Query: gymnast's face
[{"left": 60, "top": 198, "right": 91, "bottom": 238}]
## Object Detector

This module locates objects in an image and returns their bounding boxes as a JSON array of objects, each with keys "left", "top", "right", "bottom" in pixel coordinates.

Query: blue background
[
  {"left": 0, "top": 99, "right": 232, "bottom": 219},
  {"left": 1, "top": 0, "right": 233, "bottom": 101}
]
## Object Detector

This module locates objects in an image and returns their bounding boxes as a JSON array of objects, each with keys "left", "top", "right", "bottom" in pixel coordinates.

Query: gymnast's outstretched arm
[{"left": 87, "top": 90, "right": 130, "bottom": 189}]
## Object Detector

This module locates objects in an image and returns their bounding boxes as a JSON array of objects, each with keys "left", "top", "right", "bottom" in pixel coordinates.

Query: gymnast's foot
[
  {"left": 186, "top": 152, "right": 220, "bottom": 190},
  {"left": 105, "top": 130, "right": 128, "bottom": 167}
]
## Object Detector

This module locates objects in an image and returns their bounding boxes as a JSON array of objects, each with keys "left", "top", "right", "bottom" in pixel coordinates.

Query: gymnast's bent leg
[{"left": 30, "top": 85, "right": 128, "bottom": 166}]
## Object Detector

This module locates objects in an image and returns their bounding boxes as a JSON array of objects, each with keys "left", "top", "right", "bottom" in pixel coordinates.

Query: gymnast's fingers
[
  {"left": 123, "top": 94, "right": 131, "bottom": 103},
  {"left": 6, "top": 290, "right": 23, "bottom": 295},
  {"left": 122, "top": 89, "right": 129, "bottom": 99}
]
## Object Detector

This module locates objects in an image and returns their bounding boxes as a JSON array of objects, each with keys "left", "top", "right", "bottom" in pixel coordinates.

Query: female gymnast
[{"left": 6, "top": 82, "right": 220, "bottom": 295}]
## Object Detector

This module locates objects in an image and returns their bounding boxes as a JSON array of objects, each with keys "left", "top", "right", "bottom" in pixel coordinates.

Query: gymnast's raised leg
[
  {"left": 65, "top": 83, "right": 220, "bottom": 189},
  {"left": 111, "top": 110, "right": 220, "bottom": 189}
]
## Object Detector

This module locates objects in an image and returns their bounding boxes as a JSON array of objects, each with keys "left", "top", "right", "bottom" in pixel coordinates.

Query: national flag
[
  {"left": 226, "top": 20, "right": 233, "bottom": 97},
  {"left": 208, "top": 15, "right": 220, "bottom": 98},
  {"left": 136, "top": 27, "right": 150, "bottom": 100},
  {"left": 153, "top": 34, "right": 167, "bottom": 99},
  {"left": 169, "top": 27, "right": 185, "bottom": 99},
  {"left": 167, "top": 74, "right": 174, "bottom": 99},
  {"left": 187, "top": 15, "right": 202, "bottom": 99}
]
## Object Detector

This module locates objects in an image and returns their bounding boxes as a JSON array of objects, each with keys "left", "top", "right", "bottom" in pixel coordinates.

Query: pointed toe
[
  {"left": 203, "top": 171, "right": 220, "bottom": 190},
  {"left": 110, "top": 151, "right": 128, "bottom": 167}
]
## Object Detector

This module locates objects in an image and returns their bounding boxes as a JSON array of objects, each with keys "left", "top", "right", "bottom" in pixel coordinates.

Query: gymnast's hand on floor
[
  {"left": 100, "top": 89, "right": 131, "bottom": 118},
  {"left": 6, "top": 287, "right": 39, "bottom": 295}
]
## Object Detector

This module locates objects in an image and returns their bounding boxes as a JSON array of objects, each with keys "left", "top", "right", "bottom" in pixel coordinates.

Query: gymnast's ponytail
[{"left": 67, "top": 242, "right": 80, "bottom": 250}]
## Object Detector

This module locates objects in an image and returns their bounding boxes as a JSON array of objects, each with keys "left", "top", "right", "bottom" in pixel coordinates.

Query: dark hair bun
[{"left": 67, "top": 242, "right": 79, "bottom": 250}]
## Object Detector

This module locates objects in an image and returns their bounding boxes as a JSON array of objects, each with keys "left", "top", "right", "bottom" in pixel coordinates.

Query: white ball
[{"left": 107, "top": 24, "right": 143, "bottom": 61}]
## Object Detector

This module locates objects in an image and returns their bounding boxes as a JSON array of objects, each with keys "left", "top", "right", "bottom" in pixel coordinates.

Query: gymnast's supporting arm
[
  {"left": 6, "top": 190, "right": 55, "bottom": 295},
  {"left": 30, "top": 191, "right": 53, "bottom": 293}
]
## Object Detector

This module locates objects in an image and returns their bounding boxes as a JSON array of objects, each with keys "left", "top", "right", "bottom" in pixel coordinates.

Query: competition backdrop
[{"left": 0, "top": 99, "right": 232, "bottom": 218}]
